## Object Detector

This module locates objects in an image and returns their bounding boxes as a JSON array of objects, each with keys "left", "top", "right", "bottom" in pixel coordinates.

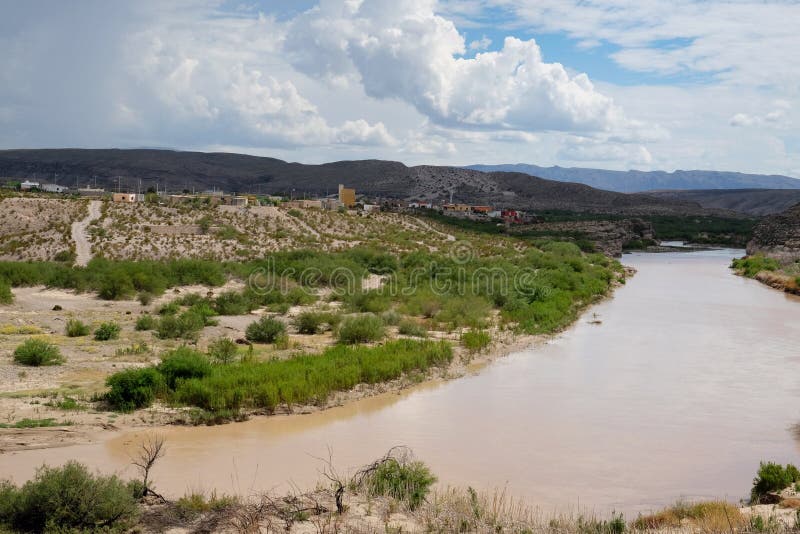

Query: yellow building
[
  {"left": 112, "top": 193, "right": 136, "bottom": 203},
  {"left": 338, "top": 184, "right": 356, "bottom": 207}
]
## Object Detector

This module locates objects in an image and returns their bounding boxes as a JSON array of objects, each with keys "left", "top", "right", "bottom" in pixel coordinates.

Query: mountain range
[{"left": 466, "top": 164, "right": 800, "bottom": 193}]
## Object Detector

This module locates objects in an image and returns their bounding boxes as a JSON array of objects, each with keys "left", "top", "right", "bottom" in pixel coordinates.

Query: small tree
[{"left": 132, "top": 434, "right": 166, "bottom": 501}]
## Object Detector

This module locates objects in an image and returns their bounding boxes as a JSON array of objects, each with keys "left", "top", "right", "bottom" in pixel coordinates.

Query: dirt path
[
  {"left": 410, "top": 216, "right": 456, "bottom": 241},
  {"left": 72, "top": 200, "right": 101, "bottom": 266}
]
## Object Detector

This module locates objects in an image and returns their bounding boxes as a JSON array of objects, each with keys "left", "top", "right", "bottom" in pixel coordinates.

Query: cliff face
[
  {"left": 511, "top": 219, "right": 655, "bottom": 257},
  {"left": 747, "top": 203, "right": 800, "bottom": 261}
]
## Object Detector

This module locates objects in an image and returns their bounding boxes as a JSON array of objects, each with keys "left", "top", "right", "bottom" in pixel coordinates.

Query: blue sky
[{"left": 0, "top": 0, "right": 798, "bottom": 177}]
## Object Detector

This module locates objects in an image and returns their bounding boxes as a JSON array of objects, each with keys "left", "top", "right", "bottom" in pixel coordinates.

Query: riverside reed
[{"left": 106, "top": 340, "right": 452, "bottom": 413}]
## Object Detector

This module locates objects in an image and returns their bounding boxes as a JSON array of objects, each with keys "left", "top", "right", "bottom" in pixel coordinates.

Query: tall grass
[
  {"left": 731, "top": 255, "right": 781, "bottom": 278},
  {"left": 105, "top": 340, "right": 452, "bottom": 413},
  {"left": 13, "top": 339, "right": 65, "bottom": 366}
]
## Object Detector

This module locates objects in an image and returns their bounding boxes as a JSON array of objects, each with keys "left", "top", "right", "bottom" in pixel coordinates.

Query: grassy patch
[
  {"left": 633, "top": 500, "right": 744, "bottom": 531},
  {"left": 0, "top": 418, "right": 72, "bottom": 429},
  {"left": 460, "top": 329, "right": 491, "bottom": 353},
  {"left": 398, "top": 319, "right": 427, "bottom": 338},
  {"left": 731, "top": 255, "right": 781, "bottom": 278},
  {"left": 106, "top": 340, "right": 451, "bottom": 414},
  {"left": 337, "top": 314, "right": 385, "bottom": 344},
  {"left": 245, "top": 316, "right": 286, "bottom": 343},
  {"left": 65, "top": 318, "right": 90, "bottom": 337},
  {"left": 94, "top": 321, "right": 121, "bottom": 341},
  {"left": 13, "top": 338, "right": 65, "bottom": 366}
]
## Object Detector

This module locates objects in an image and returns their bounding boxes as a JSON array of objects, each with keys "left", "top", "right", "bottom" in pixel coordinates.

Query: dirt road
[{"left": 71, "top": 200, "right": 101, "bottom": 266}]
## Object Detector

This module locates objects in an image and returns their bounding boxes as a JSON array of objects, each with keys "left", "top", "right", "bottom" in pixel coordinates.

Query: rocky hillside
[
  {"left": 0, "top": 148, "right": 722, "bottom": 216},
  {"left": 650, "top": 189, "right": 800, "bottom": 216},
  {"left": 468, "top": 163, "right": 800, "bottom": 192},
  {"left": 747, "top": 203, "right": 800, "bottom": 261}
]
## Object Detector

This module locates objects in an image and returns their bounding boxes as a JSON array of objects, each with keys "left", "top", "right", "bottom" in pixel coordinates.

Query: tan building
[
  {"left": 112, "top": 193, "right": 136, "bottom": 203},
  {"left": 338, "top": 184, "right": 356, "bottom": 207}
]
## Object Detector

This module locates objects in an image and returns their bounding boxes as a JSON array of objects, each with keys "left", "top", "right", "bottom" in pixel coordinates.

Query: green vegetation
[
  {"left": 0, "top": 462, "right": 139, "bottom": 533},
  {"left": 13, "top": 339, "right": 65, "bottom": 366},
  {"left": 0, "top": 277, "right": 12, "bottom": 304},
  {"left": 634, "top": 500, "right": 744, "bottom": 530},
  {"left": 398, "top": 319, "right": 427, "bottom": 338},
  {"left": 460, "top": 329, "right": 491, "bottom": 353},
  {"left": 337, "top": 314, "right": 386, "bottom": 344},
  {"left": 208, "top": 338, "right": 238, "bottom": 364},
  {"left": 293, "top": 311, "right": 340, "bottom": 334},
  {"left": 245, "top": 316, "right": 286, "bottom": 343},
  {"left": 105, "top": 340, "right": 451, "bottom": 415},
  {"left": 105, "top": 368, "right": 166, "bottom": 412},
  {"left": 135, "top": 313, "right": 157, "bottom": 331},
  {"left": 751, "top": 461, "right": 800, "bottom": 503},
  {"left": 65, "top": 318, "right": 90, "bottom": 337},
  {"left": 94, "top": 321, "right": 121, "bottom": 341},
  {"left": 0, "top": 418, "right": 71, "bottom": 429},
  {"left": 359, "top": 456, "right": 436, "bottom": 510},
  {"left": 731, "top": 255, "right": 781, "bottom": 278}
]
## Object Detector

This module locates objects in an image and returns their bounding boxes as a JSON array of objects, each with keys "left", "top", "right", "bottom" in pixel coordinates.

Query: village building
[
  {"left": 112, "top": 193, "right": 137, "bottom": 203},
  {"left": 338, "top": 184, "right": 356, "bottom": 207}
]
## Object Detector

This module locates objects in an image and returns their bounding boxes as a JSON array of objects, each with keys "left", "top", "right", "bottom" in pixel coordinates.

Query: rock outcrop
[
  {"left": 747, "top": 203, "right": 800, "bottom": 261},
  {"left": 511, "top": 218, "right": 655, "bottom": 257}
]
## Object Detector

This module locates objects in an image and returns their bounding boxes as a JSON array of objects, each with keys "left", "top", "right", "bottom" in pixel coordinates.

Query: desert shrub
[
  {"left": 0, "top": 461, "right": 138, "bottom": 533},
  {"left": 461, "top": 329, "right": 491, "bottom": 353},
  {"left": 346, "top": 289, "right": 390, "bottom": 313},
  {"left": 285, "top": 286, "right": 317, "bottom": 306},
  {"left": 65, "top": 318, "right": 90, "bottom": 337},
  {"left": 360, "top": 456, "right": 436, "bottom": 510},
  {"left": 105, "top": 367, "right": 166, "bottom": 411},
  {"left": 398, "top": 320, "right": 427, "bottom": 338},
  {"left": 158, "top": 301, "right": 180, "bottom": 315},
  {"left": 135, "top": 314, "right": 157, "bottom": 331},
  {"left": 214, "top": 290, "right": 253, "bottom": 315},
  {"left": 208, "top": 338, "right": 238, "bottom": 364},
  {"left": 435, "top": 296, "right": 491, "bottom": 329},
  {"left": 246, "top": 316, "right": 286, "bottom": 343},
  {"left": 158, "top": 347, "right": 212, "bottom": 389},
  {"left": 13, "top": 339, "right": 65, "bottom": 366},
  {"left": 97, "top": 269, "right": 135, "bottom": 300},
  {"left": 751, "top": 462, "right": 800, "bottom": 503},
  {"left": 337, "top": 314, "right": 385, "bottom": 344},
  {"left": 381, "top": 309, "right": 401, "bottom": 326},
  {"left": 732, "top": 255, "right": 781, "bottom": 278},
  {"left": 294, "top": 311, "right": 339, "bottom": 334},
  {"left": 401, "top": 290, "right": 444, "bottom": 318},
  {"left": 155, "top": 310, "right": 206, "bottom": 339},
  {"left": 94, "top": 321, "right": 121, "bottom": 341},
  {"left": 0, "top": 277, "right": 12, "bottom": 305},
  {"left": 634, "top": 500, "right": 745, "bottom": 531},
  {"left": 137, "top": 291, "right": 153, "bottom": 306},
  {"left": 188, "top": 301, "right": 218, "bottom": 324}
]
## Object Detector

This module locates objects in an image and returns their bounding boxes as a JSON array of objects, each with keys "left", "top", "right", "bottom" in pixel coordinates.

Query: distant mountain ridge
[
  {"left": 0, "top": 148, "right": 732, "bottom": 217},
  {"left": 466, "top": 164, "right": 800, "bottom": 193}
]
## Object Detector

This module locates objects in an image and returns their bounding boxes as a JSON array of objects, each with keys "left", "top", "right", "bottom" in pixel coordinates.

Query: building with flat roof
[{"left": 338, "top": 184, "right": 356, "bottom": 207}]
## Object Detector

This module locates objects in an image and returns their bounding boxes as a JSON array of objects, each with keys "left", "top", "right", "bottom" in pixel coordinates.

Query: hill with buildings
[
  {"left": 466, "top": 164, "right": 800, "bottom": 193},
  {"left": 0, "top": 148, "right": 722, "bottom": 216}
]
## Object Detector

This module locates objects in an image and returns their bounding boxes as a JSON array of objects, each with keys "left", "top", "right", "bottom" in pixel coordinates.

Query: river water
[{"left": 2, "top": 249, "right": 799, "bottom": 515}]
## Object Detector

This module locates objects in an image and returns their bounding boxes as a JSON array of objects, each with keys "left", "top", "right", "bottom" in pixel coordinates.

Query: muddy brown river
[{"left": 2, "top": 249, "right": 799, "bottom": 515}]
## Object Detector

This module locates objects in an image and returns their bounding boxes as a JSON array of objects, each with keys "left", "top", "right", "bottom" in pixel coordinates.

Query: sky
[{"left": 1, "top": 0, "right": 799, "bottom": 176}]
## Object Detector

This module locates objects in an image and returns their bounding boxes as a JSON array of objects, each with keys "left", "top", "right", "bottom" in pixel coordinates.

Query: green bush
[
  {"left": 751, "top": 462, "right": 800, "bottom": 502},
  {"left": 436, "top": 296, "right": 491, "bottom": 329},
  {"left": 105, "top": 367, "right": 166, "bottom": 412},
  {"left": 158, "top": 347, "right": 212, "bottom": 389},
  {"left": 155, "top": 310, "right": 206, "bottom": 339},
  {"left": 214, "top": 290, "right": 254, "bottom": 315},
  {"left": 347, "top": 290, "right": 391, "bottom": 313},
  {"left": 0, "top": 461, "right": 139, "bottom": 532},
  {"left": 245, "top": 316, "right": 286, "bottom": 343},
  {"left": 97, "top": 269, "right": 135, "bottom": 300},
  {"left": 13, "top": 339, "right": 65, "bottom": 366},
  {"left": 137, "top": 291, "right": 153, "bottom": 306},
  {"left": 360, "top": 456, "right": 436, "bottom": 510},
  {"left": 293, "top": 311, "right": 327, "bottom": 334},
  {"left": 158, "top": 301, "right": 180, "bottom": 316},
  {"left": 381, "top": 309, "right": 401, "bottom": 326},
  {"left": 94, "top": 322, "right": 121, "bottom": 341},
  {"left": 461, "top": 329, "right": 491, "bottom": 353},
  {"left": 337, "top": 314, "right": 385, "bottom": 344},
  {"left": 398, "top": 320, "right": 427, "bottom": 338},
  {"left": 732, "top": 255, "right": 781, "bottom": 278},
  {"left": 65, "top": 318, "right": 90, "bottom": 337},
  {"left": 0, "top": 277, "right": 12, "bottom": 305},
  {"left": 135, "top": 314, "right": 157, "bottom": 331},
  {"left": 208, "top": 338, "right": 238, "bottom": 364}
]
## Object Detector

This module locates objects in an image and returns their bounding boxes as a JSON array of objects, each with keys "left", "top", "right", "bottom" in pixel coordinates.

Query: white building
[
  {"left": 41, "top": 183, "right": 69, "bottom": 193},
  {"left": 20, "top": 180, "right": 40, "bottom": 190}
]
